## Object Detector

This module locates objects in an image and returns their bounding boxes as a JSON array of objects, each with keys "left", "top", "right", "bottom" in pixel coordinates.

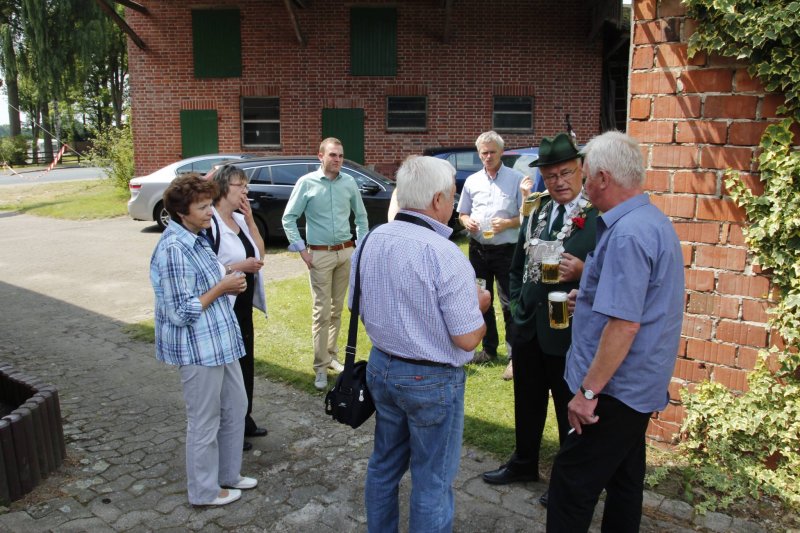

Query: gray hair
[
  {"left": 396, "top": 156, "right": 455, "bottom": 210},
  {"left": 475, "top": 130, "right": 505, "bottom": 151},
  {"left": 582, "top": 131, "right": 645, "bottom": 189},
  {"left": 212, "top": 164, "right": 249, "bottom": 202}
]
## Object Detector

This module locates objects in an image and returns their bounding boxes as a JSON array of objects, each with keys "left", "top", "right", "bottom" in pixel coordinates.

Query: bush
[
  {"left": 0, "top": 135, "right": 29, "bottom": 166},
  {"left": 85, "top": 124, "right": 134, "bottom": 189}
]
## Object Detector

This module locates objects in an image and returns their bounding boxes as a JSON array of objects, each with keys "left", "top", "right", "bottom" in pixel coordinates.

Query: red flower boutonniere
[{"left": 572, "top": 216, "right": 586, "bottom": 229}]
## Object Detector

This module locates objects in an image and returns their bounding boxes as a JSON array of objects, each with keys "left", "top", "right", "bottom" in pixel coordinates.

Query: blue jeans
[{"left": 364, "top": 347, "right": 466, "bottom": 533}]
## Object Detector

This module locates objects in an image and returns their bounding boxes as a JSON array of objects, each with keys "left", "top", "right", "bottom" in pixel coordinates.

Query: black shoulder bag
[{"left": 324, "top": 229, "right": 377, "bottom": 429}]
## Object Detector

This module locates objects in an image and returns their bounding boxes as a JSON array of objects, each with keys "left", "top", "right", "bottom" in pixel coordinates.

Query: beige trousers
[{"left": 308, "top": 247, "right": 354, "bottom": 371}]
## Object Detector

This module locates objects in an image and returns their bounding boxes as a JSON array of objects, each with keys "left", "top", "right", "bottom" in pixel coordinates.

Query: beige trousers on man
[{"left": 308, "top": 247, "right": 354, "bottom": 371}]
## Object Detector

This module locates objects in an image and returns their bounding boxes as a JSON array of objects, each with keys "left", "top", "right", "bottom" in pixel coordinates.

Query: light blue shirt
[
  {"left": 350, "top": 210, "right": 485, "bottom": 367},
  {"left": 457, "top": 164, "right": 524, "bottom": 245},
  {"left": 150, "top": 221, "right": 245, "bottom": 367},
  {"left": 281, "top": 167, "right": 369, "bottom": 251},
  {"left": 565, "top": 194, "right": 684, "bottom": 413}
]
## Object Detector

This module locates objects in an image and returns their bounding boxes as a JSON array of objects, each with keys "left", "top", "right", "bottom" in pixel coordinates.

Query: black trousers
[
  {"left": 508, "top": 335, "right": 571, "bottom": 472},
  {"left": 547, "top": 395, "right": 652, "bottom": 533},
  {"left": 468, "top": 240, "right": 514, "bottom": 355},
  {"left": 234, "top": 305, "right": 257, "bottom": 433}
]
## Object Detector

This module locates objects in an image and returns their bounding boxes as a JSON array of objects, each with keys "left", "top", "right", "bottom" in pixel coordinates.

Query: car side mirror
[{"left": 359, "top": 183, "right": 381, "bottom": 195}]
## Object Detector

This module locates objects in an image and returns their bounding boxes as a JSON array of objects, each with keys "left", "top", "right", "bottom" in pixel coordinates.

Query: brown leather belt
[{"left": 308, "top": 240, "right": 355, "bottom": 251}]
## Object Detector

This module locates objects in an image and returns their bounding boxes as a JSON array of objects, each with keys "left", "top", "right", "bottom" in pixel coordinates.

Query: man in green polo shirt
[{"left": 282, "top": 138, "right": 369, "bottom": 390}]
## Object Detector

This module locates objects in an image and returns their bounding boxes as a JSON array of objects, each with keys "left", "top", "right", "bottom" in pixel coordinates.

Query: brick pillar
[{"left": 630, "top": 0, "right": 780, "bottom": 443}]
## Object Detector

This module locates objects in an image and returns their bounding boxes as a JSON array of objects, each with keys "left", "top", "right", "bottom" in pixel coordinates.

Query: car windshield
[{"left": 345, "top": 161, "right": 395, "bottom": 186}]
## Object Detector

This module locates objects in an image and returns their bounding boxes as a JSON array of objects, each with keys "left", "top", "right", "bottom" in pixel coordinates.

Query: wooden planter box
[{"left": 0, "top": 363, "right": 65, "bottom": 505}]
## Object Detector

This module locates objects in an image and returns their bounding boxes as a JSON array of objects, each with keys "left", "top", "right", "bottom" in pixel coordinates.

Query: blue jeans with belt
[{"left": 364, "top": 347, "right": 466, "bottom": 533}]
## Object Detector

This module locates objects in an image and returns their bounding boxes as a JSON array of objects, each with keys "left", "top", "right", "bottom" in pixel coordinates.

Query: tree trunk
[
  {"left": 1, "top": 27, "right": 22, "bottom": 137},
  {"left": 31, "top": 112, "right": 40, "bottom": 165},
  {"left": 41, "top": 101, "right": 53, "bottom": 163}
]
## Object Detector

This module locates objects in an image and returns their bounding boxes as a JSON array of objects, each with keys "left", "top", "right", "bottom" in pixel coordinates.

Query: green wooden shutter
[
  {"left": 322, "top": 109, "right": 365, "bottom": 164},
  {"left": 350, "top": 8, "right": 397, "bottom": 76},
  {"left": 180, "top": 110, "right": 219, "bottom": 157},
  {"left": 192, "top": 10, "right": 241, "bottom": 78}
]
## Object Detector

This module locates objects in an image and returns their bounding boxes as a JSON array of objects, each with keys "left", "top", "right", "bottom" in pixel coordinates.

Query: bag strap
[
  {"left": 393, "top": 211, "right": 435, "bottom": 231},
  {"left": 209, "top": 215, "right": 222, "bottom": 254},
  {"left": 340, "top": 228, "right": 378, "bottom": 389}
]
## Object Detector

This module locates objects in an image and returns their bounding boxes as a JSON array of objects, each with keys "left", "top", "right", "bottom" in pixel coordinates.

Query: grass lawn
[{"left": 0, "top": 179, "right": 128, "bottom": 219}]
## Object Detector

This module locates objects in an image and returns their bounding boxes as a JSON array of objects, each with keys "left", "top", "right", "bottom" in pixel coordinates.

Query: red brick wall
[
  {"left": 631, "top": 0, "right": 783, "bottom": 443},
  {"left": 126, "top": 0, "right": 603, "bottom": 177}
]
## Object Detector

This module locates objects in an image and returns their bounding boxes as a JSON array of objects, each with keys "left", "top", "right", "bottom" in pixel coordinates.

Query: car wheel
[
  {"left": 254, "top": 216, "right": 268, "bottom": 243},
  {"left": 155, "top": 202, "right": 171, "bottom": 229}
]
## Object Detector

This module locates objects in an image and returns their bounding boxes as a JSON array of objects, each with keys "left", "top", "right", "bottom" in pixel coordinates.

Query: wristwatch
[
  {"left": 580, "top": 385, "right": 597, "bottom": 400},
  {"left": 225, "top": 265, "right": 233, "bottom": 275}
]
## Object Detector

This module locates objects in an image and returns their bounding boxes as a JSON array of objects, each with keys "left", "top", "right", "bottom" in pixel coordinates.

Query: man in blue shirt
[
  {"left": 352, "top": 155, "right": 490, "bottom": 532},
  {"left": 282, "top": 138, "right": 369, "bottom": 390},
  {"left": 546, "top": 131, "right": 685, "bottom": 532},
  {"left": 458, "top": 131, "right": 525, "bottom": 364}
]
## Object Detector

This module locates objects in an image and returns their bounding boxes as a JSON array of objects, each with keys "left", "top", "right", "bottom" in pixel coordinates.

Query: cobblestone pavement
[{"left": 0, "top": 213, "right": 768, "bottom": 532}]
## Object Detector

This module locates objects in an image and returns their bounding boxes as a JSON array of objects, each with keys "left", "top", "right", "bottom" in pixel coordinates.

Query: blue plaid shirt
[
  {"left": 350, "top": 210, "right": 485, "bottom": 367},
  {"left": 150, "top": 221, "right": 245, "bottom": 366}
]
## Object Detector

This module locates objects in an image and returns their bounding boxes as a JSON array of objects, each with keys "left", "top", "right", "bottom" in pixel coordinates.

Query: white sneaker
[
  {"left": 314, "top": 370, "right": 328, "bottom": 391},
  {"left": 206, "top": 488, "right": 241, "bottom": 506},
  {"left": 226, "top": 476, "right": 257, "bottom": 490},
  {"left": 328, "top": 359, "right": 344, "bottom": 373}
]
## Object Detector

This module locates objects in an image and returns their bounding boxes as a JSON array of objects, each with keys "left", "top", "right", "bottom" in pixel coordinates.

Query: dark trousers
[
  {"left": 509, "top": 335, "right": 571, "bottom": 471},
  {"left": 468, "top": 240, "right": 514, "bottom": 355},
  {"left": 547, "top": 395, "right": 652, "bottom": 533},
  {"left": 234, "top": 306, "right": 257, "bottom": 433}
]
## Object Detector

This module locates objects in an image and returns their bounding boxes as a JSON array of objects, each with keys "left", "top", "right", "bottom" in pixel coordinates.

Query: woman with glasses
[{"left": 210, "top": 165, "right": 268, "bottom": 449}]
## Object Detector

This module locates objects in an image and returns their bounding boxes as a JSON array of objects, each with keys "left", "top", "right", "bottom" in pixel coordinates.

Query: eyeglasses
[
  {"left": 230, "top": 182, "right": 249, "bottom": 191},
  {"left": 542, "top": 166, "right": 580, "bottom": 183}
]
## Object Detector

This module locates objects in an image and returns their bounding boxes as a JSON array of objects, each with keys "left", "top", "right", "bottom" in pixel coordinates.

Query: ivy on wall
[{"left": 654, "top": 0, "right": 800, "bottom": 514}]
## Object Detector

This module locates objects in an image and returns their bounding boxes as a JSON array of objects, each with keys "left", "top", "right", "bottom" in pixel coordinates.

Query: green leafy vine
[{"left": 653, "top": 0, "right": 800, "bottom": 515}]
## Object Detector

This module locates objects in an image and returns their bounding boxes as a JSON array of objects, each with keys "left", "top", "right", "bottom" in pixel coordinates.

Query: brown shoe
[{"left": 502, "top": 360, "right": 513, "bottom": 380}]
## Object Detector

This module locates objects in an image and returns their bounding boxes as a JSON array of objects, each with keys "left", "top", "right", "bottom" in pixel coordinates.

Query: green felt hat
[{"left": 528, "top": 132, "right": 581, "bottom": 167}]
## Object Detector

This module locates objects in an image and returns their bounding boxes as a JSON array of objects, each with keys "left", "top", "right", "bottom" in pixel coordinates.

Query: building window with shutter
[
  {"left": 492, "top": 96, "right": 534, "bottom": 132},
  {"left": 192, "top": 9, "right": 241, "bottom": 78},
  {"left": 351, "top": 8, "right": 397, "bottom": 76},
  {"left": 241, "top": 97, "right": 280, "bottom": 148},
  {"left": 386, "top": 96, "right": 426, "bottom": 131}
]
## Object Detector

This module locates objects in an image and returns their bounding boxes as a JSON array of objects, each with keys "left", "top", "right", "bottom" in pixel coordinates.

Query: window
[
  {"left": 242, "top": 97, "right": 280, "bottom": 147},
  {"left": 454, "top": 152, "right": 483, "bottom": 173},
  {"left": 192, "top": 10, "right": 241, "bottom": 78},
  {"left": 350, "top": 8, "right": 397, "bottom": 76},
  {"left": 492, "top": 96, "right": 533, "bottom": 132},
  {"left": 386, "top": 96, "right": 427, "bottom": 131},
  {"left": 270, "top": 163, "right": 314, "bottom": 185}
]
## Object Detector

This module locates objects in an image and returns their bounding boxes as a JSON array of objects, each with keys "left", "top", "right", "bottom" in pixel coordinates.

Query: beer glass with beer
[
  {"left": 481, "top": 217, "right": 494, "bottom": 239},
  {"left": 541, "top": 252, "right": 561, "bottom": 284},
  {"left": 548, "top": 291, "right": 569, "bottom": 329}
]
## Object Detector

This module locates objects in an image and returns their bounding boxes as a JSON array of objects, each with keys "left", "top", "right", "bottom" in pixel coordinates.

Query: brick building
[
  {"left": 630, "top": 0, "right": 786, "bottom": 442},
  {"left": 124, "top": 0, "right": 628, "bottom": 176}
]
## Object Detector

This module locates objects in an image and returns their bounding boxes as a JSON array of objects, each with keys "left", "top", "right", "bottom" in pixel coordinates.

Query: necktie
[{"left": 550, "top": 204, "right": 566, "bottom": 239}]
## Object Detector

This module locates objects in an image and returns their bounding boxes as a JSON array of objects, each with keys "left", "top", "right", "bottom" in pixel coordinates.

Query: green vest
[{"left": 508, "top": 199, "right": 599, "bottom": 355}]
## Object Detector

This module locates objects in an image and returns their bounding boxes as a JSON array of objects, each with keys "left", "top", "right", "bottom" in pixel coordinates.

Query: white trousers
[{"left": 179, "top": 361, "right": 247, "bottom": 504}]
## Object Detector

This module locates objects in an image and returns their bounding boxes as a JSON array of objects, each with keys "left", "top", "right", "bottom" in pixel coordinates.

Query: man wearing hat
[
  {"left": 457, "top": 131, "right": 525, "bottom": 365},
  {"left": 482, "top": 133, "right": 598, "bottom": 508}
]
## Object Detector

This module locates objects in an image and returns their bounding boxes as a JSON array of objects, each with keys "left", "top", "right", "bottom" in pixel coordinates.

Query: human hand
[
  {"left": 300, "top": 249, "right": 313, "bottom": 270},
  {"left": 238, "top": 195, "right": 253, "bottom": 218},
  {"left": 237, "top": 257, "right": 264, "bottom": 273},
  {"left": 567, "top": 393, "right": 599, "bottom": 435},
  {"left": 462, "top": 217, "right": 480, "bottom": 233},
  {"left": 567, "top": 289, "right": 578, "bottom": 314},
  {"left": 221, "top": 272, "right": 247, "bottom": 295},
  {"left": 477, "top": 287, "right": 492, "bottom": 313},
  {"left": 559, "top": 253, "right": 584, "bottom": 283},
  {"left": 520, "top": 176, "right": 533, "bottom": 199}
]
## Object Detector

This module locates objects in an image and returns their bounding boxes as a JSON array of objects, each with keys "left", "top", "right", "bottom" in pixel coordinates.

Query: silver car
[{"left": 127, "top": 153, "right": 251, "bottom": 228}]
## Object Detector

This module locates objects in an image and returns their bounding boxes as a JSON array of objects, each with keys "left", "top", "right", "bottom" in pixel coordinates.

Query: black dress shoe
[
  {"left": 245, "top": 427, "right": 268, "bottom": 438},
  {"left": 242, "top": 441, "right": 253, "bottom": 452},
  {"left": 538, "top": 489, "right": 549, "bottom": 507},
  {"left": 481, "top": 464, "right": 539, "bottom": 485}
]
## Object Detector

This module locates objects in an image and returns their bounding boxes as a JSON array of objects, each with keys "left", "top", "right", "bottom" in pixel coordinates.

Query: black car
[{"left": 225, "top": 156, "right": 459, "bottom": 243}]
